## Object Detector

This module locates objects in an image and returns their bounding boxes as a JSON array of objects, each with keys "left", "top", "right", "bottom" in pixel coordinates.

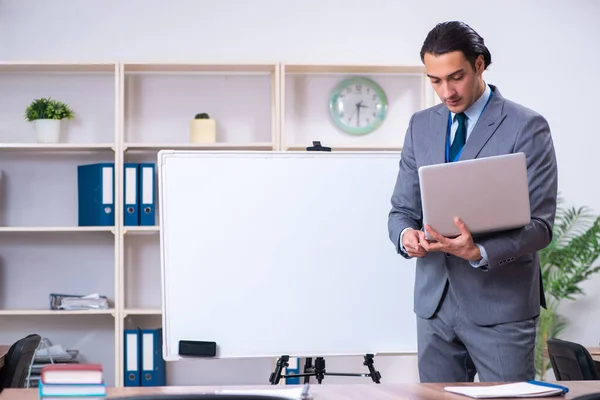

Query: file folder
[
  {"left": 285, "top": 357, "right": 301, "bottom": 385},
  {"left": 124, "top": 329, "right": 141, "bottom": 386},
  {"left": 138, "top": 163, "right": 156, "bottom": 226},
  {"left": 141, "top": 328, "right": 166, "bottom": 386},
  {"left": 77, "top": 163, "right": 114, "bottom": 226},
  {"left": 124, "top": 163, "right": 139, "bottom": 226}
]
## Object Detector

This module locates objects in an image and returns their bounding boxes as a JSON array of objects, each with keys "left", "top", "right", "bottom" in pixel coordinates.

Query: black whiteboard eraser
[{"left": 178, "top": 340, "right": 216, "bottom": 357}]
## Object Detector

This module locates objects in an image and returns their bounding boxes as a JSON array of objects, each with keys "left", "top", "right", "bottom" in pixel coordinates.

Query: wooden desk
[
  {"left": 0, "top": 345, "right": 10, "bottom": 369},
  {"left": 1, "top": 382, "right": 600, "bottom": 400}
]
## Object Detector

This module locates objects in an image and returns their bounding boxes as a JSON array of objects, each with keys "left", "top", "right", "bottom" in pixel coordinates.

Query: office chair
[
  {"left": 547, "top": 337, "right": 600, "bottom": 380},
  {"left": 0, "top": 333, "right": 42, "bottom": 392},
  {"left": 571, "top": 394, "right": 600, "bottom": 400}
]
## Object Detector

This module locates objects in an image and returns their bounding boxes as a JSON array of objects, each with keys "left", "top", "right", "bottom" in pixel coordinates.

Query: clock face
[{"left": 329, "top": 77, "right": 388, "bottom": 135}]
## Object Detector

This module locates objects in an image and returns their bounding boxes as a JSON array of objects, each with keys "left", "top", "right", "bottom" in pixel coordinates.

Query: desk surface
[
  {"left": 0, "top": 345, "right": 9, "bottom": 369},
  {"left": 1, "top": 382, "right": 600, "bottom": 400}
]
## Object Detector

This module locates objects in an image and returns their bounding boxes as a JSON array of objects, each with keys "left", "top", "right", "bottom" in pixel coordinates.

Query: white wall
[{"left": 1, "top": 0, "right": 599, "bottom": 384}]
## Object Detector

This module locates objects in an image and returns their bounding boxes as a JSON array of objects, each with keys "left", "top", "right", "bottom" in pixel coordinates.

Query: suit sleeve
[
  {"left": 476, "top": 113, "right": 558, "bottom": 270},
  {"left": 388, "top": 114, "right": 423, "bottom": 257}
]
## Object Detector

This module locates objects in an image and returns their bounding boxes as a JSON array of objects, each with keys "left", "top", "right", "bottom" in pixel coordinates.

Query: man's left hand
[{"left": 418, "top": 217, "right": 482, "bottom": 261}]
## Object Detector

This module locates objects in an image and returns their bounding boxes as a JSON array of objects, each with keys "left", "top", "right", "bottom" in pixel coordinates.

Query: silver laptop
[{"left": 418, "top": 152, "right": 531, "bottom": 240}]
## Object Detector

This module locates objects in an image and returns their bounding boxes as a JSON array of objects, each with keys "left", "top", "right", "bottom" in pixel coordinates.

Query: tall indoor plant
[
  {"left": 535, "top": 200, "right": 600, "bottom": 379},
  {"left": 24, "top": 97, "right": 75, "bottom": 143}
]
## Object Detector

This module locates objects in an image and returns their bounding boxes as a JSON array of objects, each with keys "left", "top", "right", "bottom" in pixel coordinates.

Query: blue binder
[
  {"left": 124, "top": 328, "right": 141, "bottom": 386},
  {"left": 141, "top": 328, "right": 166, "bottom": 386},
  {"left": 138, "top": 163, "right": 156, "bottom": 226},
  {"left": 285, "top": 357, "right": 301, "bottom": 384},
  {"left": 77, "top": 163, "right": 115, "bottom": 226},
  {"left": 124, "top": 163, "right": 139, "bottom": 226}
]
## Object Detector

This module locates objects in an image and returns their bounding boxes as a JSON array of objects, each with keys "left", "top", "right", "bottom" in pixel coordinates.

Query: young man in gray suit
[{"left": 388, "top": 21, "right": 558, "bottom": 382}]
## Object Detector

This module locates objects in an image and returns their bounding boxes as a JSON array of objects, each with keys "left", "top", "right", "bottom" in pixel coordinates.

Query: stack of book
[
  {"left": 28, "top": 340, "right": 81, "bottom": 388},
  {"left": 38, "top": 364, "right": 106, "bottom": 399}
]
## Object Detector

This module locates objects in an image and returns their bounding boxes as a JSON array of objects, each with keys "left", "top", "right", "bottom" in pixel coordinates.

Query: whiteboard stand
[
  {"left": 269, "top": 354, "right": 381, "bottom": 385},
  {"left": 267, "top": 143, "right": 381, "bottom": 385}
]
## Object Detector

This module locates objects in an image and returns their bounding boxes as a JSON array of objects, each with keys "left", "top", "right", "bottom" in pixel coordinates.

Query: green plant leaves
[
  {"left": 24, "top": 97, "right": 75, "bottom": 122},
  {"left": 534, "top": 198, "right": 600, "bottom": 379}
]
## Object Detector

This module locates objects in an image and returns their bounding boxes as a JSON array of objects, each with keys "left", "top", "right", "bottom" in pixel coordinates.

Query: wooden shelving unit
[{"left": 0, "top": 60, "right": 432, "bottom": 387}]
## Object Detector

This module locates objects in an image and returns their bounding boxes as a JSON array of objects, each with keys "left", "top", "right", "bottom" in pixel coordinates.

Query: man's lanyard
[{"left": 445, "top": 90, "right": 494, "bottom": 162}]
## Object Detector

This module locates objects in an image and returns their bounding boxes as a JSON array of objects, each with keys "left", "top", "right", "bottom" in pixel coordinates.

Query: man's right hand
[{"left": 402, "top": 229, "right": 428, "bottom": 258}]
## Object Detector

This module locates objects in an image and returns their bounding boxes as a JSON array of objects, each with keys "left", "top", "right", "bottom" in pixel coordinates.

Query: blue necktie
[{"left": 449, "top": 112, "right": 467, "bottom": 162}]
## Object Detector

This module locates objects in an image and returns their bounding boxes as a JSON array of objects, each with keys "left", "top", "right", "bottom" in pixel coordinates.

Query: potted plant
[
  {"left": 190, "top": 112, "right": 216, "bottom": 143},
  {"left": 534, "top": 199, "right": 600, "bottom": 379},
  {"left": 24, "top": 97, "right": 75, "bottom": 143}
]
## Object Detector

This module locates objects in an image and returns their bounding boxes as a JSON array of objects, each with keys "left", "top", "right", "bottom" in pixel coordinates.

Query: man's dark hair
[{"left": 420, "top": 21, "right": 492, "bottom": 71}]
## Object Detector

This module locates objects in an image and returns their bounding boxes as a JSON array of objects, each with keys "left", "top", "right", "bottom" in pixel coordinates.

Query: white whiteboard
[{"left": 158, "top": 150, "right": 417, "bottom": 361}]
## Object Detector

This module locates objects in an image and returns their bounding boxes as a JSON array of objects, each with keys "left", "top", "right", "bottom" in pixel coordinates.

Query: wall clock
[{"left": 329, "top": 77, "right": 388, "bottom": 135}]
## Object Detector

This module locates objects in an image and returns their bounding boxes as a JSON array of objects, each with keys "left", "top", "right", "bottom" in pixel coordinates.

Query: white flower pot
[{"left": 32, "top": 119, "right": 61, "bottom": 143}]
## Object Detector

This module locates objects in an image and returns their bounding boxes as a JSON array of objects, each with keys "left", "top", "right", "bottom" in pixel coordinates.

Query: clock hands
[{"left": 355, "top": 101, "right": 370, "bottom": 127}]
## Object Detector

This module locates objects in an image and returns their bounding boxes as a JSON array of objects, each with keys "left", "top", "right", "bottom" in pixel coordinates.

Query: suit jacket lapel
[
  {"left": 428, "top": 106, "right": 449, "bottom": 165},
  {"left": 459, "top": 85, "right": 507, "bottom": 161}
]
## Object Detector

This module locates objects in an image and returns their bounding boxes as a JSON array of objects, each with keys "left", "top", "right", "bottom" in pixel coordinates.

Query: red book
[{"left": 40, "top": 363, "right": 103, "bottom": 385}]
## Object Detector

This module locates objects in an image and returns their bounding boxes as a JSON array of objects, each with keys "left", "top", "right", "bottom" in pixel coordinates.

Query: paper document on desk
[
  {"left": 444, "top": 381, "right": 569, "bottom": 398},
  {"left": 216, "top": 386, "right": 307, "bottom": 399}
]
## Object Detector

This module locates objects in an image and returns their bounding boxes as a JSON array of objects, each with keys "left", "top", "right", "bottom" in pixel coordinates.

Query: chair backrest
[
  {"left": 547, "top": 337, "right": 600, "bottom": 380},
  {"left": 0, "top": 333, "right": 42, "bottom": 392},
  {"left": 572, "top": 395, "right": 600, "bottom": 400}
]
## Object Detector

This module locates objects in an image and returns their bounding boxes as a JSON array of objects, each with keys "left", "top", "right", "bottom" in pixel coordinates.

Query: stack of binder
[
  {"left": 49, "top": 293, "right": 109, "bottom": 310},
  {"left": 77, "top": 163, "right": 156, "bottom": 227},
  {"left": 38, "top": 363, "right": 106, "bottom": 398},
  {"left": 124, "top": 327, "right": 166, "bottom": 386}
]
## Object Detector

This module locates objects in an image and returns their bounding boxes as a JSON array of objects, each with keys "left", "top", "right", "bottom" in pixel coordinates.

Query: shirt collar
[{"left": 451, "top": 82, "right": 492, "bottom": 123}]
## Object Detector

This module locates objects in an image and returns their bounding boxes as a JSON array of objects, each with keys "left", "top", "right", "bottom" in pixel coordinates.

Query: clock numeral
[
  {"left": 372, "top": 94, "right": 377, "bottom": 101},
  {"left": 340, "top": 112, "right": 345, "bottom": 118},
  {"left": 355, "top": 84, "right": 362, "bottom": 93},
  {"left": 366, "top": 118, "right": 371, "bottom": 123},
  {"left": 346, "top": 87, "right": 352, "bottom": 93},
  {"left": 372, "top": 112, "right": 376, "bottom": 117},
  {"left": 367, "top": 87, "right": 370, "bottom": 94}
]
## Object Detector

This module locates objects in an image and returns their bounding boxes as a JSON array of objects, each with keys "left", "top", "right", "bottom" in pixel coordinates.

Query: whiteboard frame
[{"left": 157, "top": 149, "right": 417, "bottom": 361}]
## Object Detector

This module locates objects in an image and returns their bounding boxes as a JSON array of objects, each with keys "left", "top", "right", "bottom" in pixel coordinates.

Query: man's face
[{"left": 424, "top": 51, "right": 484, "bottom": 114}]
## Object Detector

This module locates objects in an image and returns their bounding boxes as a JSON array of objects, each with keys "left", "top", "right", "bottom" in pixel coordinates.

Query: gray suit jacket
[{"left": 388, "top": 84, "right": 558, "bottom": 326}]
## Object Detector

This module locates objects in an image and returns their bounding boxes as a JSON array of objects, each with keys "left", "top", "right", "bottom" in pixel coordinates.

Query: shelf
[
  {"left": 123, "top": 142, "right": 274, "bottom": 151},
  {"left": 123, "top": 226, "right": 160, "bottom": 234},
  {"left": 123, "top": 62, "right": 276, "bottom": 74},
  {"left": 0, "top": 61, "right": 425, "bottom": 388},
  {"left": 0, "top": 143, "right": 115, "bottom": 152},
  {"left": 282, "top": 64, "right": 426, "bottom": 75},
  {"left": 0, "top": 62, "right": 117, "bottom": 73},
  {"left": 123, "top": 308, "right": 162, "bottom": 316},
  {"left": 0, "top": 226, "right": 115, "bottom": 233},
  {"left": 0, "top": 309, "right": 116, "bottom": 316}
]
